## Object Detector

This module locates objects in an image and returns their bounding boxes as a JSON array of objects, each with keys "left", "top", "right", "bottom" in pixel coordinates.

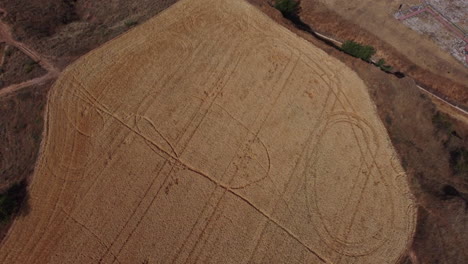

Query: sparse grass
[
  {"left": 341, "top": 40, "right": 375, "bottom": 62},
  {"left": 125, "top": 20, "right": 138, "bottom": 28},
  {"left": 98, "top": 26, "right": 111, "bottom": 37},
  {"left": 274, "top": 0, "right": 300, "bottom": 17}
]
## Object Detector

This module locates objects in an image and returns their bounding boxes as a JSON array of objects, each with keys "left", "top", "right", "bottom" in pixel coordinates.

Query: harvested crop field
[{"left": 0, "top": 0, "right": 417, "bottom": 263}]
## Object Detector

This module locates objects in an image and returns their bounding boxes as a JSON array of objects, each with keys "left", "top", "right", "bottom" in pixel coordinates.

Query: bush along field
[
  {"left": 273, "top": 0, "right": 300, "bottom": 17},
  {"left": 432, "top": 112, "right": 468, "bottom": 176},
  {"left": 341, "top": 40, "right": 376, "bottom": 61},
  {"left": 272, "top": 1, "right": 398, "bottom": 76},
  {"left": 341, "top": 41, "right": 396, "bottom": 73}
]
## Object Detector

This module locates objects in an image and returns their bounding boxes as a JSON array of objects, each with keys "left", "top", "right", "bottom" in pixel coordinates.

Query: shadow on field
[{"left": 0, "top": 180, "right": 30, "bottom": 239}]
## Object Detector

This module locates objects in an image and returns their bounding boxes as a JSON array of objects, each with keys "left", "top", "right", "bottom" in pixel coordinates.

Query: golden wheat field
[{"left": 0, "top": 0, "right": 417, "bottom": 263}]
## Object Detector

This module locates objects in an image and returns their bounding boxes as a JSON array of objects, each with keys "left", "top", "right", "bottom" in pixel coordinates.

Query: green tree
[
  {"left": 341, "top": 40, "right": 376, "bottom": 62},
  {"left": 274, "top": 0, "right": 300, "bottom": 17}
]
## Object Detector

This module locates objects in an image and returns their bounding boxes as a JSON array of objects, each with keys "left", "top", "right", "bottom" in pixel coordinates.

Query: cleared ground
[
  {"left": 0, "top": 0, "right": 416, "bottom": 263},
  {"left": 396, "top": 0, "right": 468, "bottom": 67},
  {"left": 302, "top": 0, "right": 468, "bottom": 106},
  {"left": 311, "top": 0, "right": 468, "bottom": 81}
]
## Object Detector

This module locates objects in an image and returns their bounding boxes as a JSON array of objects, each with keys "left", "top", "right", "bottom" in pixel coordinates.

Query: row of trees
[
  {"left": 273, "top": 2, "right": 393, "bottom": 72},
  {"left": 341, "top": 41, "right": 393, "bottom": 71}
]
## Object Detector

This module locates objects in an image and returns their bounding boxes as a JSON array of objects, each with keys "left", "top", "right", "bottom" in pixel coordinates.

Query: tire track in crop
[
  {"left": 104, "top": 32, "right": 250, "bottom": 264},
  {"left": 298, "top": 53, "right": 409, "bottom": 261},
  {"left": 245, "top": 69, "right": 337, "bottom": 263},
  {"left": 179, "top": 52, "right": 294, "bottom": 264}
]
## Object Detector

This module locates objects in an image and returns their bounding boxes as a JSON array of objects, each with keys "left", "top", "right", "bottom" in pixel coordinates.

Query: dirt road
[
  {"left": 0, "top": 8, "right": 59, "bottom": 96},
  {"left": 0, "top": 0, "right": 416, "bottom": 263}
]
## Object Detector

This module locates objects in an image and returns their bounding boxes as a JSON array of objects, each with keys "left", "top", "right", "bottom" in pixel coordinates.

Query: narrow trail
[
  {"left": 0, "top": 7, "right": 60, "bottom": 96},
  {"left": 415, "top": 84, "right": 468, "bottom": 116},
  {"left": 0, "top": 74, "right": 56, "bottom": 97}
]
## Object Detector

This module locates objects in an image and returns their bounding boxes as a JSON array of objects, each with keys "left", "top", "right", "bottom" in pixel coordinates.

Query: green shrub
[
  {"left": 341, "top": 40, "right": 376, "bottom": 61},
  {"left": 274, "top": 0, "right": 300, "bottom": 16},
  {"left": 376, "top": 58, "right": 385, "bottom": 67},
  {"left": 125, "top": 20, "right": 138, "bottom": 27},
  {"left": 23, "top": 60, "right": 37, "bottom": 74},
  {"left": 24, "top": 64, "right": 33, "bottom": 73},
  {"left": 376, "top": 58, "right": 393, "bottom": 72},
  {"left": 450, "top": 148, "right": 468, "bottom": 174},
  {"left": 432, "top": 112, "right": 452, "bottom": 133},
  {"left": 380, "top": 64, "right": 393, "bottom": 72},
  {"left": 4, "top": 48, "right": 12, "bottom": 57}
]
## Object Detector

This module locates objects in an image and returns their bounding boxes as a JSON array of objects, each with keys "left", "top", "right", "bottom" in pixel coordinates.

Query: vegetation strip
[{"left": 273, "top": 0, "right": 468, "bottom": 114}]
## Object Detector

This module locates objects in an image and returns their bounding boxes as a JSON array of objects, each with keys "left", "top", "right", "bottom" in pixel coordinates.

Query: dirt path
[
  {"left": 0, "top": 74, "right": 56, "bottom": 97},
  {"left": 415, "top": 84, "right": 468, "bottom": 116},
  {"left": 0, "top": 7, "right": 59, "bottom": 96}
]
